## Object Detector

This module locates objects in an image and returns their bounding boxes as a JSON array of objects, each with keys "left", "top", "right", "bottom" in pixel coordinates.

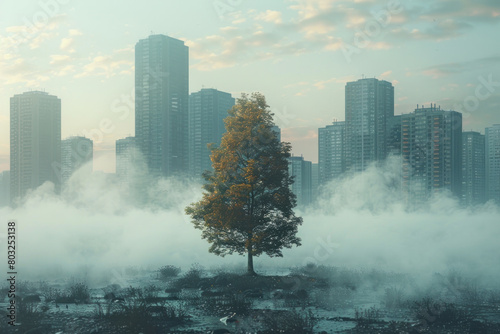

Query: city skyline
[{"left": 1, "top": 0, "right": 499, "bottom": 173}]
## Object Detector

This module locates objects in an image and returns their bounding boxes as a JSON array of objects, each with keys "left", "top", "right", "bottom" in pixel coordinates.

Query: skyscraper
[
  {"left": 401, "top": 105, "right": 462, "bottom": 202},
  {"left": 188, "top": 88, "right": 234, "bottom": 178},
  {"left": 485, "top": 124, "right": 500, "bottom": 204},
  {"left": 311, "top": 163, "right": 319, "bottom": 200},
  {"left": 318, "top": 121, "right": 345, "bottom": 184},
  {"left": 10, "top": 91, "right": 61, "bottom": 203},
  {"left": 116, "top": 136, "right": 138, "bottom": 182},
  {"left": 345, "top": 78, "right": 394, "bottom": 172},
  {"left": 462, "top": 131, "right": 485, "bottom": 206},
  {"left": 271, "top": 125, "right": 281, "bottom": 142},
  {"left": 387, "top": 115, "right": 402, "bottom": 156},
  {"left": 288, "top": 156, "right": 312, "bottom": 207},
  {"left": 0, "top": 171, "right": 10, "bottom": 207},
  {"left": 61, "top": 136, "right": 93, "bottom": 184},
  {"left": 135, "top": 34, "right": 189, "bottom": 178}
]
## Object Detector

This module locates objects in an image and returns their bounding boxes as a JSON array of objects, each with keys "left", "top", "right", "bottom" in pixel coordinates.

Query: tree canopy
[{"left": 185, "top": 92, "right": 303, "bottom": 275}]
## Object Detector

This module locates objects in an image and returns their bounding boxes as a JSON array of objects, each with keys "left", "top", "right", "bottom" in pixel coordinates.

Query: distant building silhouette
[
  {"left": 345, "top": 78, "right": 394, "bottom": 172},
  {"left": 116, "top": 136, "right": 137, "bottom": 182},
  {"left": 288, "top": 156, "right": 312, "bottom": 207},
  {"left": 10, "top": 91, "right": 61, "bottom": 203},
  {"left": 318, "top": 121, "right": 345, "bottom": 184},
  {"left": 401, "top": 105, "right": 462, "bottom": 202},
  {"left": 311, "top": 163, "right": 319, "bottom": 200},
  {"left": 135, "top": 34, "right": 189, "bottom": 178},
  {"left": 462, "top": 131, "right": 485, "bottom": 206},
  {"left": 387, "top": 115, "right": 402, "bottom": 156},
  {"left": 0, "top": 171, "right": 10, "bottom": 207},
  {"left": 188, "top": 88, "right": 234, "bottom": 179},
  {"left": 61, "top": 136, "right": 93, "bottom": 184},
  {"left": 485, "top": 124, "right": 500, "bottom": 204},
  {"left": 271, "top": 125, "right": 281, "bottom": 142}
]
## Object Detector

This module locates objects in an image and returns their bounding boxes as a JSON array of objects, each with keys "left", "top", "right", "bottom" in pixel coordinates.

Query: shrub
[
  {"left": 159, "top": 265, "right": 181, "bottom": 279},
  {"left": 173, "top": 263, "right": 205, "bottom": 288},
  {"left": 354, "top": 306, "right": 383, "bottom": 325},
  {"left": 384, "top": 286, "right": 406, "bottom": 309},
  {"left": 69, "top": 282, "right": 91, "bottom": 303},
  {"left": 411, "top": 298, "right": 473, "bottom": 328}
]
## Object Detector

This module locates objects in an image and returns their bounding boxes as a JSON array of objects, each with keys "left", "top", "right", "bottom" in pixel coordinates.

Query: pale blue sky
[{"left": 1, "top": 0, "right": 499, "bottom": 172}]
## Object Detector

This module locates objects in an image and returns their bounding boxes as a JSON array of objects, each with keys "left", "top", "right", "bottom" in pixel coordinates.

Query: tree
[{"left": 185, "top": 93, "right": 302, "bottom": 275}]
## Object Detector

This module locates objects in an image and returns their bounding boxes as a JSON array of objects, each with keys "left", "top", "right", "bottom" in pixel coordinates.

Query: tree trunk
[
  {"left": 246, "top": 239, "right": 257, "bottom": 276},
  {"left": 247, "top": 251, "right": 255, "bottom": 275}
]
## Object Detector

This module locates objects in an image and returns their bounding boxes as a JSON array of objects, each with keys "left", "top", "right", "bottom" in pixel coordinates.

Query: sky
[{"left": 0, "top": 0, "right": 499, "bottom": 173}]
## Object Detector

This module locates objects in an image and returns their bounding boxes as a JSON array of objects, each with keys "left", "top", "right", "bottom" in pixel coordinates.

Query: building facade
[
  {"left": 462, "top": 131, "right": 485, "bottom": 206},
  {"left": 401, "top": 105, "right": 462, "bottom": 202},
  {"left": 61, "top": 136, "right": 93, "bottom": 184},
  {"left": 485, "top": 124, "right": 500, "bottom": 204},
  {"left": 345, "top": 78, "right": 394, "bottom": 172},
  {"left": 387, "top": 115, "right": 402, "bottom": 156},
  {"left": 288, "top": 156, "right": 312, "bottom": 207},
  {"left": 135, "top": 34, "right": 189, "bottom": 178},
  {"left": 0, "top": 171, "right": 10, "bottom": 207},
  {"left": 188, "top": 88, "right": 234, "bottom": 179},
  {"left": 10, "top": 91, "right": 61, "bottom": 203},
  {"left": 116, "top": 136, "right": 137, "bottom": 181},
  {"left": 318, "top": 121, "right": 345, "bottom": 184}
]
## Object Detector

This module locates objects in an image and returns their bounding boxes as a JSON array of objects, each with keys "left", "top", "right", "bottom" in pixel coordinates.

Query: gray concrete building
[
  {"left": 116, "top": 136, "right": 138, "bottom": 181},
  {"left": 0, "top": 171, "right": 10, "bottom": 207},
  {"left": 61, "top": 136, "right": 93, "bottom": 184},
  {"left": 401, "top": 105, "right": 462, "bottom": 202},
  {"left": 318, "top": 121, "right": 345, "bottom": 184},
  {"left": 10, "top": 91, "right": 61, "bottom": 203},
  {"left": 345, "top": 78, "right": 394, "bottom": 172},
  {"left": 485, "top": 124, "right": 500, "bottom": 204},
  {"left": 462, "top": 131, "right": 485, "bottom": 206},
  {"left": 288, "top": 156, "right": 312, "bottom": 207},
  {"left": 135, "top": 34, "right": 189, "bottom": 178},
  {"left": 188, "top": 88, "right": 234, "bottom": 179}
]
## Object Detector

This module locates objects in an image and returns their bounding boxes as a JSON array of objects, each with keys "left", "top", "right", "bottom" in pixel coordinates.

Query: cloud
[
  {"left": 255, "top": 10, "right": 283, "bottom": 24},
  {"left": 60, "top": 37, "right": 74, "bottom": 51},
  {"left": 380, "top": 70, "right": 392, "bottom": 78},
  {"left": 313, "top": 76, "right": 356, "bottom": 90},
  {"left": 76, "top": 54, "right": 133, "bottom": 79},
  {"left": 422, "top": 55, "right": 500, "bottom": 79},
  {"left": 50, "top": 54, "right": 71, "bottom": 65},
  {"left": 69, "top": 29, "right": 83, "bottom": 36},
  {"left": 187, "top": 27, "right": 306, "bottom": 71}
]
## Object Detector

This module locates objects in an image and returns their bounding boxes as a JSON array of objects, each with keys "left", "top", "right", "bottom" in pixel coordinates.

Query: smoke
[{"left": 0, "top": 156, "right": 499, "bottom": 288}]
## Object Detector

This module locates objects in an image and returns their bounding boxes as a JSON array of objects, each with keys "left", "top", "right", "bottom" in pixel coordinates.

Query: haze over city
[
  {"left": 1, "top": 0, "right": 499, "bottom": 172},
  {"left": 1, "top": 1, "right": 500, "bottom": 333}
]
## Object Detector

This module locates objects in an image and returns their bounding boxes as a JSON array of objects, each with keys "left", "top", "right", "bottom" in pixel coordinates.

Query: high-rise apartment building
[
  {"left": 345, "top": 78, "right": 394, "bottom": 172},
  {"left": 311, "top": 163, "right": 319, "bottom": 200},
  {"left": 462, "top": 131, "right": 485, "bottom": 206},
  {"left": 61, "top": 136, "right": 93, "bottom": 184},
  {"left": 401, "top": 105, "right": 462, "bottom": 202},
  {"left": 318, "top": 121, "right": 345, "bottom": 184},
  {"left": 135, "top": 34, "right": 189, "bottom": 178},
  {"left": 188, "top": 88, "right": 234, "bottom": 178},
  {"left": 288, "top": 156, "right": 312, "bottom": 207},
  {"left": 0, "top": 171, "right": 10, "bottom": 207},
  {"left": 271, "top": 126, "right": 281, "bottom": 142},
  {"left": 10, "top": 91, "right": 61, "bottom": 203},
  {"left": 116, "top": 136, "right": 138, "bottom": 181},
  {"left": 387, "top": 115, "right": 402, "bottom": 156},
  {"left": 485, "top": 124, "right": 500, "bottom": 204}
]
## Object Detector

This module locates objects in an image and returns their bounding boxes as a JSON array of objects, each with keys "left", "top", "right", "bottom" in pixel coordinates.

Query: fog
[{"left": 1, "top": 157, "right": 499, "bottom": 288}]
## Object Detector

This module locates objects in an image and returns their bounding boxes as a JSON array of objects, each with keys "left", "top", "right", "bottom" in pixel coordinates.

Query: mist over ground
[{"left": 1, "top": 157, "right": 498, "bottom": 288}]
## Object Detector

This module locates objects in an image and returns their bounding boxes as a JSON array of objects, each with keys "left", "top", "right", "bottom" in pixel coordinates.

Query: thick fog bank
[{"left": 0, "top": 159, "right": 498, "bottom": 287}]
